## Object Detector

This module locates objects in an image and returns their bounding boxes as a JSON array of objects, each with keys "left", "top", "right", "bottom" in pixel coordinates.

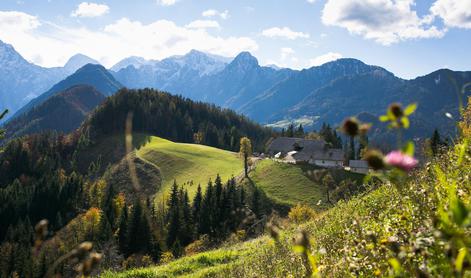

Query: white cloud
[
  {"left": 0, "top": 13, "right": 258, "bottom": 67},
  {"left": 71, "top": 2, "right": 109, "bottom": 18},
  {"left": 280, "top": 47, "right": 295, "bottom": 60},
  {"left": 321, "top": 0, "right": 446, "bottom": 45},
  {"left": 262, "top": 27, "right": 310, "bottom": 40},
  {"left": 307, "top": 0, "right": 316, "bottom": 3},
  {"left": 431, "top": 0, "right": 471, "bottom": 29},
  {"left": 309, "top": 52, "right": 343, "bottom": 66},
  {"left": 156, "top": 0, "right": 177, "bottom": 6},
  {"left": 185, "top": 20, "right": 220, "bottom": 29},
  {"left": 202, "top": 9, "right": 229, "bottom": 20},
  {"left": 0, "top": 11, "right": 40, "bottom": 31}
]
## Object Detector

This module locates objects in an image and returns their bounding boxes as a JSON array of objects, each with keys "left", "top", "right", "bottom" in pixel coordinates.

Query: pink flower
[{"left": 385, "top": 151, "right": 418, "bottom": 172}]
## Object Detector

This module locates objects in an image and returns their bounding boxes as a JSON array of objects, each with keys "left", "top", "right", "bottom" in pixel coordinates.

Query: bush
[{"left": 288, "top": 204, "right": 316, "bottom": 224}]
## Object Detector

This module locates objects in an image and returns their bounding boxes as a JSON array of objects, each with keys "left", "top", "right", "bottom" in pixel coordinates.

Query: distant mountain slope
[
  {"left": 112, "top": 50, "right": 231, "bottom": 91},
  {"left": 282, "top": 69, "right": 471, "bottom": 140},
  {"left": 0, "top": 40, "right": 102, "bottom": 119},
  {"left": 3, "top": 85, "right": 105, "bottom": 140},
  {"left": 11, "top": 64, "right": 122, "bottom": 120},
  {"left": 0, "top": 40, "right": 65, "bottom": 117},
  {"left": 63, "top": 54, "right": 100, "bottom": 74},
  {"left": 187, "top": 52, "right": 294, "bottom": 110},
  {"left": 239, "top": 59, "right": 387, "bottom": 123}
]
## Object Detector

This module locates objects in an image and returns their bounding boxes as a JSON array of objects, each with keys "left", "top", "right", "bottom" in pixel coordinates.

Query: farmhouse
[
  {"left": 268, "top": 137, "right": 345, "bottom": 168},
  {"left": 348, "top": 160, "right": 370, "bottom": 174}
]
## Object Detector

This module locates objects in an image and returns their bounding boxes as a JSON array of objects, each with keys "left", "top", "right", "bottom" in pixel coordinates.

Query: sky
[{"left": 0, "top": 0, "right": 470, "bottom": 79}]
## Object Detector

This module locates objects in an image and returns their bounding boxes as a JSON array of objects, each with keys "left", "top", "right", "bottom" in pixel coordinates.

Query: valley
[{"left": 0, "top": 2, "right": 470, "bottom": 275}]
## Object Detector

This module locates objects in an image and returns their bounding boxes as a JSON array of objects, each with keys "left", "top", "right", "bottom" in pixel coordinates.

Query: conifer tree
[
  {"left": 199, "top": 180, "right": 213, "bottom": 235},
  {"left": 118, "top": 204, "right": 128, "bottom": 255},
  {"left": 192, "top": 184, "right": 203, "bottom": 233},
  {"left": 166, "top": 181, "right": 181, "bottom": 248}
]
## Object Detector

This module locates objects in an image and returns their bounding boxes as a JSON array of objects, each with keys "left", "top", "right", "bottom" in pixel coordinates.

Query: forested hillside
[
  {"left": 0, "top": 88, "right": 275, "bottom": 277},
  {"left": 84, "top": 88, "right": 273, "bottom": 152}
]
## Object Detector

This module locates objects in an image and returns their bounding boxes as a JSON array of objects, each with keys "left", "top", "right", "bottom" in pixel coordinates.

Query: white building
[
  {"left": 348, "top": 160, "right": 370, "bottom": 174},
  {"left": 267, "top": 137, "right": 345, "bottom": 168}
]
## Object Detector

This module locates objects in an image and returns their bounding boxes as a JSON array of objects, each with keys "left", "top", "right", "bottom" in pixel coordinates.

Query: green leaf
[
  {"left": 451, "top": 197, "right": 469, "bottom": 226},
  {"left": 457, "top": 139, "right": 468, "bottom": 166},
  {"left": 379, "top": 115, "right": 390, "bottom": 122},
  {"left": 404, "top": 103, "right": 417, "bottom": 116},
  {"left": 0, "top": 109, "right": 8, "bottom": 120},
  {"left": 455, "top": 247, "right": 467, "bottom": 273},
  {"left": 388, "top": 258, "right": 402, "bottom": 274},
  {"left": 402, "top": 141, "right": 415, "bottom": 156},
  {"left": 401, "top": 117, "right": 410, "bottom": 129},
  {"left": 293, "top": 245, "right": 305, "bottom": 254}
]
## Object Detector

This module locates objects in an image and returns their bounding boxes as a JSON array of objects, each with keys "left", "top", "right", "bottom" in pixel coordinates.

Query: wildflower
[
  {"left": 389, "top": 103, "right": 403, "bottom": 118},
  {"left": 364, "top": 149, "right": 385, "bottom": 170},
  {"left": 384, "top": 151, "right": 418, "bottom": 172},
  {"left": 342, "top": 117, "right": 360, "bottom": 137}
]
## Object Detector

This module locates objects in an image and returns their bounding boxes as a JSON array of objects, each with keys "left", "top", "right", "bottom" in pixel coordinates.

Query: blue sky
[{"left": 0, "top": 0, "right": 470, "bottom": 78}]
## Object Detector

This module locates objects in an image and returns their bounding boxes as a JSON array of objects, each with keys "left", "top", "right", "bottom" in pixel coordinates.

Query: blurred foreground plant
[{"left": 33, "top": 219, "right": 103, "bottom": 278}]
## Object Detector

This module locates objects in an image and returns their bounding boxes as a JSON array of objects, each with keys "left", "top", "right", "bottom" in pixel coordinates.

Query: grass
[
  {"left": 101, "top": 238, "right": 266, "bottom": 278},
  {"left": 249, "top": 159, "right": 363, "bottom": 208},
  {"left": 249, "top": 160, "right": 326, "bottom": 207},
  {"left": 136, "top": 136, "right": 243, "bottom": 200}
]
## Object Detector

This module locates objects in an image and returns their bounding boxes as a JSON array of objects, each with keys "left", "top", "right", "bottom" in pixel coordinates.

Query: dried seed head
[
  {"left": 266, "top": 222, "right": 280, "bottom": 241},
  {"left": 81, "top": 253, "right": 103, "bottom": 276},
  {"left": 294, "top": 230, "right": 310, "bottom": 249},
  {"left": 359, "top": 123, "right": 371, "bottom": 135},
  {"left": 364, "top": 149, "right": 385, "bottom": 170},
  {"left": 74, "top": 242, "right": 93, "bottom": 259},
  {"left": 35, "top": 219, "right": 49, "bottom": 240},
  {"left": 342, "top": 117, "right": 360, "bottom": 137},
  {"left": 389, "top": 103, "right": 403, "bottom": 118}
]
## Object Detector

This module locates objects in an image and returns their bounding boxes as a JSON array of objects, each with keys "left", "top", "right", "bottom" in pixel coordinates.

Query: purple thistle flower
[{"left": 385, "top": 151, "right": 418, "bottom": 172}]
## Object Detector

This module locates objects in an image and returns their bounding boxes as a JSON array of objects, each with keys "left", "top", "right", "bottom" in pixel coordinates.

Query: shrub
[{"left": 288, "top": 204, "right": 316, "bottom": 224}]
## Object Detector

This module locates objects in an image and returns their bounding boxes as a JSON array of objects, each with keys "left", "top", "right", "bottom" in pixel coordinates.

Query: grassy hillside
[
  {"left": 136, "top": 136, "right": 244, "bottom": 199},
  {"left": 105, "top": 135, "right": 471, "bottom": 277},
  {"left": 248, "top": 160, "right": 325, "bottom": 207},
  {"left": 249, "top": 160, "right": 364, "bottom": 208}
]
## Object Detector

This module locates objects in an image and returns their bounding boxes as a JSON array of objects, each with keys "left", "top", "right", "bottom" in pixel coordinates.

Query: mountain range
[
  {"left": 2, "top": 38, "right": 470, "bottom": 143},
  {"left": 0, "top": 41, "right": 104, "bottom": 120}
]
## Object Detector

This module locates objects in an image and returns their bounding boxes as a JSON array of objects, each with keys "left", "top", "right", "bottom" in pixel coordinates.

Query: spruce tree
[
  {"left": 166, "top": 181, "right": 181, "bottom": 247},
  {"left": 199, "top": 180, "right": 213, "bottom": 236},
  {"left": 118, "top": 204, "right": 128, "bottom": 255}
]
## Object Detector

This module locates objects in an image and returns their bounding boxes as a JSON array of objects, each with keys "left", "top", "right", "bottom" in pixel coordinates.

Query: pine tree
[
  {"left": 127, "top": 200, "right": 150, "bottom": 255},
  {"left": 192, "top": 184, "right": 203, "bottom": 233},
  {"left": 166, "top": 181, "right": 181, "bottom": 247},
  {"left": 117, "top": 204, "right": 128, "bottom": 255},
  {"left": 199, "top": 180, "right": 213, "bottom": 236},
  {"left": 180, "top": 190, "right": 194, "bottom": 245}
]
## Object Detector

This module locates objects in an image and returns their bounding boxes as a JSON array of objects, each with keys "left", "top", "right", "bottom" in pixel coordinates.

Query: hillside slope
[
  {"left": 248, "top": 160, "right": 363, "bottom": 208},
  {"left": 3, "top": 85, "right": 105, "bottom": 140},
  {"left": 136, "top": 136, "right": 243, "bottom": 199},
  {"left": 105, "top": 129, "right": 471, "bottom": 277}
]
